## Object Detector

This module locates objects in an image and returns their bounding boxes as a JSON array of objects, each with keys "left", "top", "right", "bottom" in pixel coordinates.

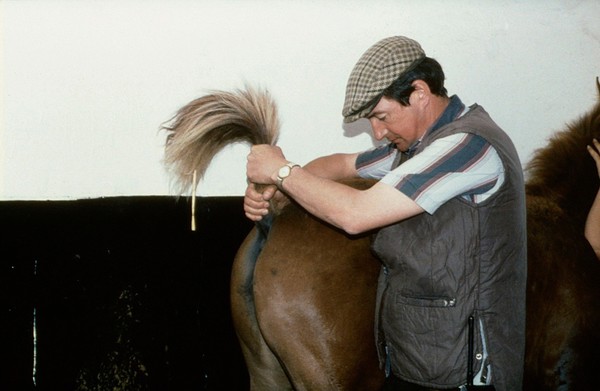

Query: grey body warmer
[{"left": 373, "top": 105, "right": 527, "bottom": 390}]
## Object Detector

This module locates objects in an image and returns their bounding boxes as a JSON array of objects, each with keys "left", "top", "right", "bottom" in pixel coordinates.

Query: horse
[
  {"left": 521, "top": 78, "right": 600, "bottom": 390},
  {"left": 163, "top": 81, "right": 600, "bottom": 390}
]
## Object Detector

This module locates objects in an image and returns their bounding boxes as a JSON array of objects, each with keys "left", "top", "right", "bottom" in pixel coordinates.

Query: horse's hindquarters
[{"left": 252, "top": 206, "right": 385, "bottom": 390}]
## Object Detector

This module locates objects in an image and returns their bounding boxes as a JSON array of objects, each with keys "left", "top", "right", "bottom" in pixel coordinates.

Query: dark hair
[{"left": 382, "top": 57, "right": 448, "bottom": 106}]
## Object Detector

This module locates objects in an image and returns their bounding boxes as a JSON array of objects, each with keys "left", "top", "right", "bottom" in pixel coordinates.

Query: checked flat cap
[{"left": 342, "top": 36, "right": 426, "bottom": 123}]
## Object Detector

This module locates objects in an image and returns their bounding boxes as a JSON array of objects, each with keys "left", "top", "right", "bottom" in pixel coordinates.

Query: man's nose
[{"left": 370, "top": 120, "right": 387, "bottom": 140}]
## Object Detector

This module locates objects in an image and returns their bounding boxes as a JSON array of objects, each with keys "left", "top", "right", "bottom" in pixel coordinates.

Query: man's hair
[{"left": 382, "top": 57, "right": 448, "bottom": 106}]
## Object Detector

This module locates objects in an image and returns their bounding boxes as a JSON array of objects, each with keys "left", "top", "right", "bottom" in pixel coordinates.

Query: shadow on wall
[{"left": 1, "top": 196, "right": 253, "bottom": 391}]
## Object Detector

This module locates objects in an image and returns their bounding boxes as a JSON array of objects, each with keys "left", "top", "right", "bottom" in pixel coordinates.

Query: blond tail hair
[{"left": 163, "top": 86, "right": 280, "bottom": 195}]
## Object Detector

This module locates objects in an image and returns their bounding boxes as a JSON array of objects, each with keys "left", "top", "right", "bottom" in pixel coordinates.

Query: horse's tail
[{"left": 163, "top": 86, "right": 280, "bottom": 194}]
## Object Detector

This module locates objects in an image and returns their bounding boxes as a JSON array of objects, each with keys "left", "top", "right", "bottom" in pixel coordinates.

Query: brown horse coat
[{"left": 522, "top": 79, "right": 600, "bottom": 390}]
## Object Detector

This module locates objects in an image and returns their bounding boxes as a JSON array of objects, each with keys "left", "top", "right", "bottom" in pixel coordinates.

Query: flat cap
[{"left": 342, "top": 36, "right": 425, "bottom": 123}]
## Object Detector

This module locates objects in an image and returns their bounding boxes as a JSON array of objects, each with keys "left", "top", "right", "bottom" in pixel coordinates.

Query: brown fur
[
  {"left": 164, "top": 82, "right": 600, "bottom": 390},
  {"left": 523, "top": 79, "right": 600, "bottom": 390},
  {"left": 526, "top": 78, "right": 600, "bottom": 225}
]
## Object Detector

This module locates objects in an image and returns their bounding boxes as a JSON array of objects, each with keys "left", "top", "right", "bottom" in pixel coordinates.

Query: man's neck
[
  {"left": 430, "top": 95, "right": 451, "bottom": 121},
  {"left": 417, "top": 95, "right": 451, "bottom": 140}
]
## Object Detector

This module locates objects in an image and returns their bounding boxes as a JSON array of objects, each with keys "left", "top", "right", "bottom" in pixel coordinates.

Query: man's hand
[
  {"left": 246, "top": 145, "right": 287, "bottom": 185},
  {"left": 244, "top": 182, "right": 277, "bottom": 221}
]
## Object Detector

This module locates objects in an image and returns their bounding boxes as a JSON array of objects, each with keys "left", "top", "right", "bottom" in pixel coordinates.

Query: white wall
[{"left": 1, "top": 0, "right": 599, "bottom": 200}]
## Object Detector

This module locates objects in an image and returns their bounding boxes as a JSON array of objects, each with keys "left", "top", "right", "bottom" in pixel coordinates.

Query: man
[{"left": 245, "top": 36, "right": 526, "bottom": 390}]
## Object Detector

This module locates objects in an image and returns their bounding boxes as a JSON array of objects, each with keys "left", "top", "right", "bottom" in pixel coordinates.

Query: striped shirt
[{"left": 356, "top": 96, "right": 504, "bottom": 214}]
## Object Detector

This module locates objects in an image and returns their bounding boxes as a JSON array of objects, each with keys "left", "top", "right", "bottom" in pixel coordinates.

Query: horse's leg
[
  {"left": 230, "top": 226, "right": 293, "bottom": 390},
  {"left": 253, "top": 208, "right": 385, "bottom": 391}
]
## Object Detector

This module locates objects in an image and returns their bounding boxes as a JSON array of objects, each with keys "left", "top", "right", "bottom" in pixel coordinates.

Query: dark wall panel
[{"left": 1, "top": 196, "right": 254, "bottom": 390}]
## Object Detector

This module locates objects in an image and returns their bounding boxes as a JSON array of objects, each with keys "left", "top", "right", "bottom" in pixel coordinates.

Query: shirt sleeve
[
  {"left": 379, "top": 133, "right": 504, "bottom": 214},
  {"left": 356, "top": 143, "right": 399, "bottom": 180}
]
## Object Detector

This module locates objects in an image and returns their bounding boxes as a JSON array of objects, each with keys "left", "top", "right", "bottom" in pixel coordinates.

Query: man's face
[{"left": 367, "top": 94, "right": 423, "bottom": 152}]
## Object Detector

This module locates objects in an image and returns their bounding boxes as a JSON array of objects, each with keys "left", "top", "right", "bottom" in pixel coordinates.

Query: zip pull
[{"left": 384, "top": 345, "right": 391, "bottom": 377}]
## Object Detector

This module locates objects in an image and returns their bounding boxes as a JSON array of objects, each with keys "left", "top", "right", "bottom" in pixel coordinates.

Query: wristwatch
[{"left": 276, "top": 162, "right": 300, "bottom": 189}]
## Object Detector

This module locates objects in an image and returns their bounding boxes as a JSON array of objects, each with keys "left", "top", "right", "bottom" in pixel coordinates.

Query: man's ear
[
  {"left": 411, "top": 80, "right": 431, "bottom": 105},
  {"left": 411, "top": 80, "right": 431, "bottom": 97}
]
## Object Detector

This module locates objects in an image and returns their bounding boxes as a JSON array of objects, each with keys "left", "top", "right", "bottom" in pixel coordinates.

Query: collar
[
  {"left": 427, "top": 94, "right": 465, "bottom": 136},
  {"left": 402, "top": 95, "right": 465, "bottom": 156},
  {"left": 391, "top": 95, "right": 466, "bottom": 164}
]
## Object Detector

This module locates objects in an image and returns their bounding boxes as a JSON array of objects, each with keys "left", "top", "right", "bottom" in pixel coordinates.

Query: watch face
[{"left": 279, "top": 165, "right": 291, "bottom": 178}]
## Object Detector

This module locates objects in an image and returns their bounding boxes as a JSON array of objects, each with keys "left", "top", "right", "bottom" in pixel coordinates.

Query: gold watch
[{"left": 276, "top": 162, "right": 300, "bottom": 189}]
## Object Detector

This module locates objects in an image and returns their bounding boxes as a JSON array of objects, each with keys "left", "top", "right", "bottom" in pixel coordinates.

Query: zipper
[{"left": 396, "top": 294, "right": 457, "bottom": 308}]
